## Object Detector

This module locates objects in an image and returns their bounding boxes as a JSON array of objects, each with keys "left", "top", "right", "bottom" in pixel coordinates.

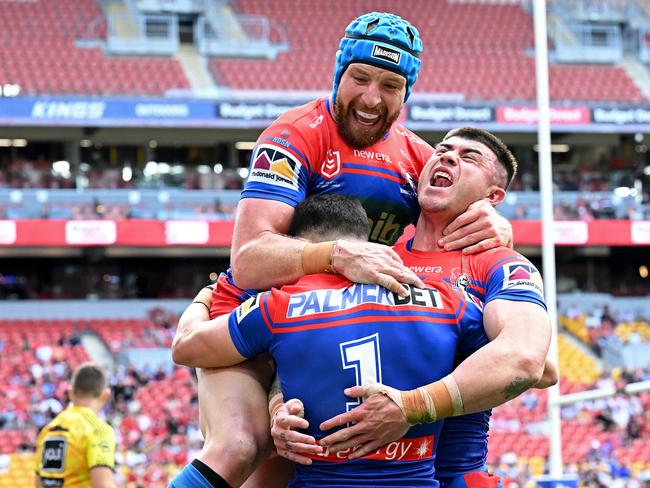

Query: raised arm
[{"left": 231, "top": 198, "right": 423, "bottom": 294}]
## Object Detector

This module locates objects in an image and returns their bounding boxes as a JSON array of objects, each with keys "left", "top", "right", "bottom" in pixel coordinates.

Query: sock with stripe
[{"left": 168, "top": 459, "right": 232, "bottom": 488}]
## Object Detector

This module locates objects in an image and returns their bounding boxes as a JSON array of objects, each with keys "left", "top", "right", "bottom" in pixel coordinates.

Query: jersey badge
[
  {"left": 321, "top": 149, "right": 341, "bottom": 179},
  {"left": 249, "top": 144, "right": 301, "bottom": 191},
  {"left": 502, "top": 262, "right": 544, "bottom": 297},
  {"left": 42, "top": 437, "right": 67, "bottom": 472},
  {"left": 236, "top": 295, "right": 261, "bottom": 321}
]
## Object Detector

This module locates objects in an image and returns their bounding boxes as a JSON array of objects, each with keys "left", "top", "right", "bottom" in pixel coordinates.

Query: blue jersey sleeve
[
  {"left": 241, "top": 134, "right": 311, "bottom": 208},
  {"left": 456, "top": 301, "right": 490, "bottom": 359},
  {"left": 484, "top": 254, "right": 546, "bottom": 310},
  {"left": 227, "top": 293, "right": 274, "bottom": 358}
]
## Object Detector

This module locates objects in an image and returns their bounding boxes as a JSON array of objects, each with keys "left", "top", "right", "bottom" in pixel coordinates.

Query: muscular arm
[
  {"left": 231, "top": 198, "right": 423, "bottom": 294},
  {"left": 230, "top": 198, "right": 304, "bottom": 290},
  {"left": 171, "top": 299, "right": 245, "bottom": 369},
  {"left": 90, "top": 466, "right": 119, "bottom": 488},
  {"left": 317, "top": 299, "right": 552, "bottom": 457},
  {"left": 450, "top": 299, "right": 551, "bottom": 411}
]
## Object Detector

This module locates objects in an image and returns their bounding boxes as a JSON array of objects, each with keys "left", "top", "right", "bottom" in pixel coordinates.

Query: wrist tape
[
  {"left": 367, "top": 374, "right": 464, "bottom": 425},
  {"left": 301, "top": 241, "right": 337, "bottom": 275},
  {"left": 268, "top": 392, "right": 285, "bottom": 428}
]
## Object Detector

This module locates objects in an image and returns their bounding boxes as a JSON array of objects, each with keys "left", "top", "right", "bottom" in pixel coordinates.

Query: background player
[
  {"left": 172, "top": 193, "right": 498, "bottom": 487},
  {"left": 192, "top": 12, "right": 514, "bottom": 488},
  {"left": 35, "top": 363, "right": 118, "bottom": 488},
  {"left": 269, "top": 128, "right": 557, "bottom": 487}
]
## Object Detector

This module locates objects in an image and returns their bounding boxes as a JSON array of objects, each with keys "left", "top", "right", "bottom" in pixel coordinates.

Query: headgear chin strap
[{"left": 332, "top": 12, "right": 423, "bottom": 107}]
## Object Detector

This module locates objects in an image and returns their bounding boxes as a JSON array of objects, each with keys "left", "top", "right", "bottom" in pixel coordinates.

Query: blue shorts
[{"left": 437, "top": 470, "right": 502, "bottom": 488}]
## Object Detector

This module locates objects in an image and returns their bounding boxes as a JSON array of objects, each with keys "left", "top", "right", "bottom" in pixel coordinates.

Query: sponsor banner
[
  {"left": 631, "top": 221, "right": 650, "bottom": 244},
  {"left": 408, "top": 104, "right": 494, "bottom": 124},
  {"left": 0, "top": 97, "right": 216, "bottom": 126},
  {"left": 592, "top": 107, "right": 650, "bottom": 125},
  {"left": 164, "top": 220, "right": 209, "bottom": 245},
  {"left": 0, "top": 220, "right": 16, "bottom": 244},
  {"left": 554, "top": 221, "right": 589, "bottom": 245},
  {"left": 216, "top": 101, "right": 301, "bottom": 121},
  {"left": 2, "top": 220, "right": 650, "bottom": 247},
  {"left": 497, "top": 106, "right": 591, "bottom": 125},
  {"left": 65, "top": 220, "right": 117, "bottom": 245}
]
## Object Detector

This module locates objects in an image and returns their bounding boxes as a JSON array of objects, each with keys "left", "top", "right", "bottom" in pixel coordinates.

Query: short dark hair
[
  {"left": 443, "top": 127, "right": 518, "bottom": 189},
  {"left": 288, "top": 194, "right": 369, "bottom": 241},
  {"left": 72, "top": 363, "right": 108, "bottom": 399}
]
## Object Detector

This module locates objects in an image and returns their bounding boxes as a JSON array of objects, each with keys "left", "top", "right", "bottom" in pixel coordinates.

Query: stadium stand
[
  {"left": 0, "top": 0, "right": 189, "bottom": 95},
  {"left": 211, "top": 0, "right": 647, "bottom": 102},
  {"left": 0, "top": 309, "right": 196, "bottom": 487}
]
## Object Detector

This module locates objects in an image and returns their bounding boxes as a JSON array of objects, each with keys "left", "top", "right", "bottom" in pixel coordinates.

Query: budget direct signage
[
  {"left": 496, "top": 106, "right": 591, "bottom": 125},
  {"left": 408, "top": 104, "right": 494, "bottom": 124},
  {"left": 592, "top": 106, "right": 650, "bottom": 124},
  {"left": 215, "top": 101, "right": 304, "bottom": 121},
  {"left": 6, "top": 95, "right": 650, "bottom": 131}
]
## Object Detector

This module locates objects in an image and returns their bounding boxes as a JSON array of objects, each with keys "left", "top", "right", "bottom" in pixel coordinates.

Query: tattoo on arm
[{"left": 504, "top": 377, "right": 533, "bottom": 400}]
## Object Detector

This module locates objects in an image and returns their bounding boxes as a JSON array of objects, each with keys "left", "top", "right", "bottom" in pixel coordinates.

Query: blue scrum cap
[{"left": 332, "top": 12, "right": 423, "bottom": 106}]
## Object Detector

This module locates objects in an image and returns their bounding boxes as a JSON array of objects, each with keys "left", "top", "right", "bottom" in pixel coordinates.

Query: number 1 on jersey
[{"left": 340, "top": 333, "right": 382, "bottom": 413}]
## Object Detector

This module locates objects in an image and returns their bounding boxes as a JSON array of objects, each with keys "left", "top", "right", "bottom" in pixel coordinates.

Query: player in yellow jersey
[{"left": 35, "top": 363, "right": 118, "bottom": 488}]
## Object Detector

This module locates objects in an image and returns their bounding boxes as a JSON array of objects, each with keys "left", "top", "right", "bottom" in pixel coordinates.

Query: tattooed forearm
[{"left": 504, "top": 376, "right": 534, "bottom": 400}]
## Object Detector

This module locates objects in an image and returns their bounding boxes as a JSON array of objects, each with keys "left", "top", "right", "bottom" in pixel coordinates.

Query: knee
[{"left": 202, "top": 429, "right": 270, "bottom": 478}]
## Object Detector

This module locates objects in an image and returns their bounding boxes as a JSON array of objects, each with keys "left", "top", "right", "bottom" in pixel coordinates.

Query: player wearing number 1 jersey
[{"left": 173, "top": 194, "right": 490, "bottom": 488}]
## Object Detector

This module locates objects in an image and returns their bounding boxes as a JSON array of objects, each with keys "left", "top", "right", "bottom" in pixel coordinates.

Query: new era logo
[{"left": 371, "top": 44, "right": 401, "bottom": 65}]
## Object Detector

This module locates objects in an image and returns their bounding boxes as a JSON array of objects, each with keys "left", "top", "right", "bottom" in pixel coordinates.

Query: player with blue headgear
[
  {"left": 331, "top": 12, "right": 424, "bottom": 149},
  {"left": 332, "top": 12, "right": 423, "bottom": 106}
]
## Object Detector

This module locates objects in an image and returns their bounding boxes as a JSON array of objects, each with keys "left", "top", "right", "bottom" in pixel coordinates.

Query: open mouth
[
  {"left": 352, "top": 109, "right": 382, "bottom": 127},
  {"left": 431, "top": 170, "right": 453, "bottom": 188}
]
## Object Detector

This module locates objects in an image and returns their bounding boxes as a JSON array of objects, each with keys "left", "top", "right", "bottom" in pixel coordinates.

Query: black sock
[{"left": 191, "top": 459, "right": 233, "bottom": 488}]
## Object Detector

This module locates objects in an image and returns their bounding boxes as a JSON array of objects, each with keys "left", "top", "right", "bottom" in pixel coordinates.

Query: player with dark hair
[
  {"left": 270, "top": 128, "right": 557, "bottom": 488},
  {"left": 178, "top": 12, "right": 514, "bottom": 488},
  {"left": 35, "top": 363, "right": 117, "bottom": 488},
  {"left": 172, "top": 193, "right": 496, "bottom": 487}
]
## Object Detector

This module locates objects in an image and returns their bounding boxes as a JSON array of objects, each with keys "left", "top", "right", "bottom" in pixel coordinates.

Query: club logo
[{"left": 321, "top": 149, "right": 341, "bottom": 179}]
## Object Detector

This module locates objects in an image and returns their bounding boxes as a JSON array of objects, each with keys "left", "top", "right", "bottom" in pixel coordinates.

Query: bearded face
[{"left": 333, "top": 64, "right": 406, "bottom": 149}]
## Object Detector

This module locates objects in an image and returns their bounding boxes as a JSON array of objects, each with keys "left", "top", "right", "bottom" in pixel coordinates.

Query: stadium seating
[
  {"left": 210, "top": 0, "right": 646, "bottom": 103},
  {"left": 0, "top": 0, "right": 189, "bottom": 96}
]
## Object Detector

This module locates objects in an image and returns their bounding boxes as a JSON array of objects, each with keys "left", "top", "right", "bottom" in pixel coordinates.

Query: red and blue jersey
[
  {"left": 227, "top": 273, "right": 488, "bottom": 488},
  {"left": 242, "top": 98, "right": 432, "bottom": 246},
  {"left": 212, "top": 97, "right": 433, "bottom": 317},
  {"left": 394, "top": 240, "right": 546, "bottom": 479}
]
